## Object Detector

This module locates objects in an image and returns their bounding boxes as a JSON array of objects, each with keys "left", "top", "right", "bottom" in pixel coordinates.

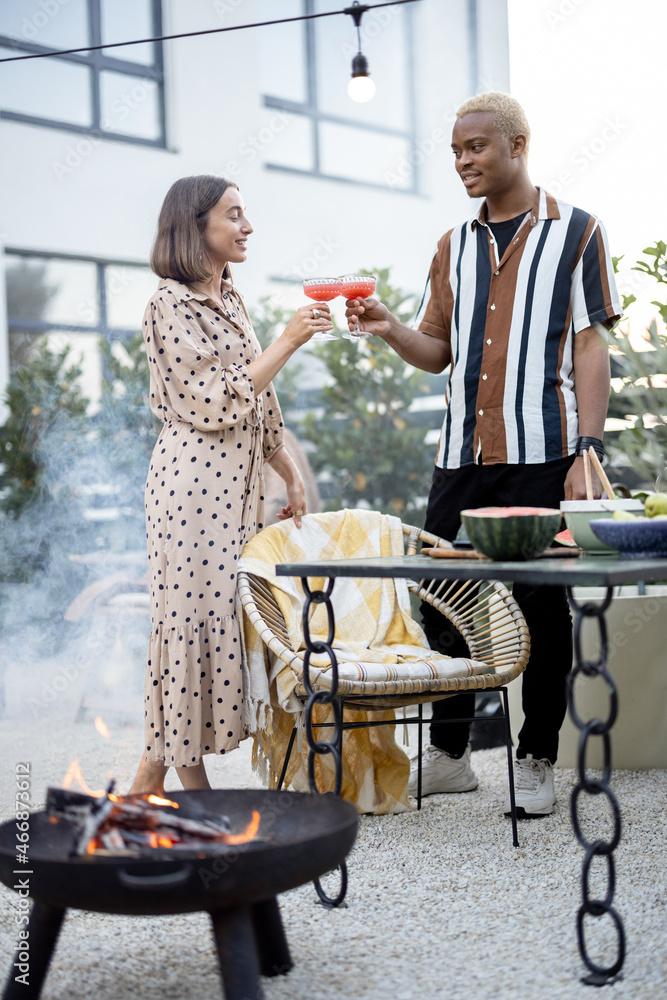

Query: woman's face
[{"left": 201, "top": 187, "right": 253, "bottom": 270}]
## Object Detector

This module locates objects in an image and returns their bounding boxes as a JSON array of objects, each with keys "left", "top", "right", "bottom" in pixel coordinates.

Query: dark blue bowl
[{"left": 589, "top": 518, "right": 667, "bottom": 559}]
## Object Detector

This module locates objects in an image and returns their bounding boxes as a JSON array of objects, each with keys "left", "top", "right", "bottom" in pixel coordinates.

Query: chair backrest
[
  {"left": 399, "top": 522, "right": 529, "bottom": 676},
  {"left": 238, "top": 516, "right": 530, "bottom": 685}
]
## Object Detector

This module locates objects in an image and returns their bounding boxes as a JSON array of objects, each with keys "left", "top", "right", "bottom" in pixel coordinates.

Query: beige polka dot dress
[{"left": 141, "top": 277, "right": 284, "bottom": 767}]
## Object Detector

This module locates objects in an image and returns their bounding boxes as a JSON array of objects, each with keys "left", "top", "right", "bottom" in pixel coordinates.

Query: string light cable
[{"left": 0, "top": 1, "right": 421, "bottom": 63}]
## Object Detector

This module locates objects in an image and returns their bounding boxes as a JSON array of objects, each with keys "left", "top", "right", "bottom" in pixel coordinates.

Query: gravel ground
[{"left": 0, "top": 708, "right": 666, "bottom": 1000}]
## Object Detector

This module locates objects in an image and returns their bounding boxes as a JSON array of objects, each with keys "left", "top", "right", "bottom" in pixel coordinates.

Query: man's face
[{"left": 451, "top": 111, "right": 521, "bottom": 200}]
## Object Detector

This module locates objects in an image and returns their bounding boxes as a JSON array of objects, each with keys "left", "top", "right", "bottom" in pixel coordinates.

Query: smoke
[{"left": 0, "top": 341, "right": 154, "bottom": 728}]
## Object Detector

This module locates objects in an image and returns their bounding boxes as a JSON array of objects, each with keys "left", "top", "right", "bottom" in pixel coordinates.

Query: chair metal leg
[
  {"left": 276, "top": 726, "right": 297, "bottom": 791},
  {"left": 500, "top": 687, "right": 519, "bottom": 848}
]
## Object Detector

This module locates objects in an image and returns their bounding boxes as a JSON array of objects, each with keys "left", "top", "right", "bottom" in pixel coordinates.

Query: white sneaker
[
  {"left": 505, "top": 754, "right": 555, "bottom": 817},
  {"left": 408, "top": 743, "right": 478, "bottom": 797}
]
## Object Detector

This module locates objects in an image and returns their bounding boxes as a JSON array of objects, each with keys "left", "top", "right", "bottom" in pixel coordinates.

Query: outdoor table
[{"left": 276, "top": 552, "right": 667, "bottom": 986}]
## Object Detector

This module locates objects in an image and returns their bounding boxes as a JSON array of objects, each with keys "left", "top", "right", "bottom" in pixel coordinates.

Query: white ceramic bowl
[{"left": 560, "top": 499, "right": 645, "bottom": 553}]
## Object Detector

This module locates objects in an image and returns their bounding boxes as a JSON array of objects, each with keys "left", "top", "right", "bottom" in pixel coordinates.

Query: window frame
[
  {"left": 0, "top": 0, "right": 166, "bottom": 148},
  {"left": 4, "top": 246, "right": 153, "bottom": 344},
  {"left": 262, "top": 0, "right": 419, "bottom": 194}
]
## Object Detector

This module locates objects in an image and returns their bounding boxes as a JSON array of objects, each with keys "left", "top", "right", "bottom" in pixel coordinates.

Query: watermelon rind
[{"left": 460, "top": 506, "right": 561, "bottom": 561}]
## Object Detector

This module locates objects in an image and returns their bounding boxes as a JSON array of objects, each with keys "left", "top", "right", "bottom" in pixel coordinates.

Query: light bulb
[
  {"left": 347, "top": 74, "right": 376, "bottom": 103},
  {"left": 348, "top": 52, "right": 376, "bottom": 103}
]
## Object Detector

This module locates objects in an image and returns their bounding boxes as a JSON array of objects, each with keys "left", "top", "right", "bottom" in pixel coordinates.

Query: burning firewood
[{"left": 46, "top": 785, "right": 262, "bottom": 856}]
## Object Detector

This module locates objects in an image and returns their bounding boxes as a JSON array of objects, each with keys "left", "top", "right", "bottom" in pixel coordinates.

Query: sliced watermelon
[
  {"left": 460, "top": 506, "right": 562, "bottom": 561},
  {"left": 555, "top": 528, "right": 576, "bottom": 547}
]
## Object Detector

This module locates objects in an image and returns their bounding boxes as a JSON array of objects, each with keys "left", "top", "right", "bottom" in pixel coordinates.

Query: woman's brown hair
[{"left": 150, "top": 175, "right": 239, "bottom": 285}]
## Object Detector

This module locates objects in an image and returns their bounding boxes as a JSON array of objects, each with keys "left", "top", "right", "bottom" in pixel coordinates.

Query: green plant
[
  {"left": 607, "top": 244, "right": 667, "bottom": 489},
  {"left": 0, "top": 339, "right": 89, "bottom": 518},
  {"left": 301, "top": 268, "right": 436, "bottom": 520}
]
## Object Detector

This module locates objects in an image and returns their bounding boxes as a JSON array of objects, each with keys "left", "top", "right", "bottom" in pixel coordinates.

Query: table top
[{"left": 275, "top": 553, "right": 667, "bottom": 587}]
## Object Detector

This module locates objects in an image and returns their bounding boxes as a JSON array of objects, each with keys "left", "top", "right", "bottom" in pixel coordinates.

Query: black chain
[
  {"left": 566, "top": 587, "right": 626, "bottom": 985},
  {"left": 301, "top": 577, "right": 347, "bottom": 908}
]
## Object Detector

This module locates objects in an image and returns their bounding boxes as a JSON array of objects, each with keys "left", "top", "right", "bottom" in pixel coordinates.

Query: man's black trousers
[{"left": 421, "top": 455, "right": 575, "bottom": 764}]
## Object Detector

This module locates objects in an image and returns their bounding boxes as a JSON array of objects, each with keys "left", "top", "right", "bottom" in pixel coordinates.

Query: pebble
[{"left": 0, "top": 721, "right": 665, "bottom": 998}]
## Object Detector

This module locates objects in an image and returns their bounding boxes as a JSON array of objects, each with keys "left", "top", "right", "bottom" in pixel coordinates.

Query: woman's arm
[
  {"left": 247, "top": 304, "right": 332, "bottom": 395},
  {"left": 267, "top": 446, "right": 307, "bottom": 528}
]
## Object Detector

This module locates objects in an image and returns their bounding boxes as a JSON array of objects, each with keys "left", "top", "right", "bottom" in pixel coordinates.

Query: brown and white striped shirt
[{"left": 415, "top": 188, "right": 622, "bottom": 469}]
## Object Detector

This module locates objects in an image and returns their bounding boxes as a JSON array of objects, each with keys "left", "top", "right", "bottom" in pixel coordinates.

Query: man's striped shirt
[{"left": 415, "top": 188, "right": 622, "bottom": 469}]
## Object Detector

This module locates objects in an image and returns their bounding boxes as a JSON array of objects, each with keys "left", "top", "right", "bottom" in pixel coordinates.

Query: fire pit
[{"left": 0, "top": 789, "right": 358, "bottom": 1000}]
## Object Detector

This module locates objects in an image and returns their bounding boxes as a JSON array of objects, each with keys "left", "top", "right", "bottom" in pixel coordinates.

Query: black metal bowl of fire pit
[{"left": 0, "top": 790, "right": 358, "bottom": 916}]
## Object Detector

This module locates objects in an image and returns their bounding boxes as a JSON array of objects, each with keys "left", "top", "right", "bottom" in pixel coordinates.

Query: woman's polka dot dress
[{"left": 141, "top": 277, "right": 284, "bottom": 767}]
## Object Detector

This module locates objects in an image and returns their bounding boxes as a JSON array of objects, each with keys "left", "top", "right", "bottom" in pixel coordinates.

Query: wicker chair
[{"left": 238, "top": 517, "right": 530, "bottom": 899}]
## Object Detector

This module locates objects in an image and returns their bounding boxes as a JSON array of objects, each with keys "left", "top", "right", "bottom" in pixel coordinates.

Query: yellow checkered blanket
[{"left": 238, "top": 508, "right": 486, "bottom": 814}]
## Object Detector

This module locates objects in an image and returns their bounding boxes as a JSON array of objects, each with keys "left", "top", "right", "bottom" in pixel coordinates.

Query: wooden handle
[
  {"left": 583, "top": 449, "right": 594, "bottom": 500},
  {"left": 419, "top": 547, "right": 486, "bottom": 559},
  {"left": 587, "top": 446, "right": 616, "bottom": 500}
]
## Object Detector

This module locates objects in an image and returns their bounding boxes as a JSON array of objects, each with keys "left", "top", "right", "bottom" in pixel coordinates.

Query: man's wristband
[{"left": 576, "top": 436, "right": 604, "bottom": 460}]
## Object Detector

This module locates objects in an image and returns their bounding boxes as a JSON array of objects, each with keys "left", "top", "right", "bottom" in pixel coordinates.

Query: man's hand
[
  {"left": 344, "top": 296, "right": 391, "bottom": 337},
  {"left": 564, "top": 456, "right": 601, "bottom": 500}
]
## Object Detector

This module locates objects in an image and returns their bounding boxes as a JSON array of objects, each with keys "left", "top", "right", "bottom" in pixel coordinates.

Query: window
[
  {"left": 4, "top": 249, "right": 157, "bottom": 408},
  {"left": 0, "top": 0, "right": 165, "bottom": 146},
  {"left": 258, "top": 0, "right": 417, "bottom": 192}
]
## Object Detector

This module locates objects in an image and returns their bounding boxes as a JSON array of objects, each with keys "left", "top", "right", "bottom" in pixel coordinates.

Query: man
[{"left": 345, "top": 92, "right": 621, "bottom": 816}]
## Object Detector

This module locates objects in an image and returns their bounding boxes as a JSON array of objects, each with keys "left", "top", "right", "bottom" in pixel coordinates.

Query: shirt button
[
  {"left": 495, "top": 270, "right": 500, "bottom": 276},
  {"left": 487, "top": 338, "right": 492, "bottom": 345},
  {"left": 482, "top": 374, "right": 488, "bottom": 380},
  {"left": 478, "top": 409, "right": 484, "bottom": 416},
  {"left": 490, "top": 304, "right": 496, "bottom": 310},
  {"left": 489, "top": 238, "right": 495, "bottom": 244}
]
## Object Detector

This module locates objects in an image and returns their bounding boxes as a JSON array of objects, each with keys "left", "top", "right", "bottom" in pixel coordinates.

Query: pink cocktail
[
  {"left": 303, "top": 277, "right": 341, "bottom": 340},
  {"left": 339, "top": 274, "right": 377, "bottom": 337}
]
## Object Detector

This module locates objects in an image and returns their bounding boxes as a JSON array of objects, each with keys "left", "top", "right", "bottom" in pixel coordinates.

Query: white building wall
[{"left": 0, "top": 0, "right": 510, "bottom": 393}]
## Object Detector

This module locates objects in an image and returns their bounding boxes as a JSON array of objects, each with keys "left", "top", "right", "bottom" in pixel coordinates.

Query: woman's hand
[
  {"left": 282, "top": 303, "right": 333, "bottom": 346},
  {"left": 345, "top": 296, "right": 391, "bottom": 337},
  {"left": 276, "top": 475, "right": 307, "bottom": 528},
  {"left": 269, "top": 448, "right": 308, "bottom": 528}
]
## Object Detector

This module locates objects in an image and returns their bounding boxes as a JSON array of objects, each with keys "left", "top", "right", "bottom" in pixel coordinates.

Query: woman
[{"left": 128, "top": 175, "right": 332, "bottom": 794}]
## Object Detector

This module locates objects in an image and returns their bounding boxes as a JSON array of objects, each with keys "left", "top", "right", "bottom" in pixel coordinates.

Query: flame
[
  {"left": 146, "top": 794, "right": 179, "bottom": 809},
  {"left": 224, "top": 810, "right": 261, "bottom": 845},
  {"left": 62, "top": 759, "right": 105, "bottom": 798},
  {"left": 94, "top": 717, "right": 110, "bottom": 740},
  {"left": 157, "top": 836, "right": 174, "bottom": 848}
]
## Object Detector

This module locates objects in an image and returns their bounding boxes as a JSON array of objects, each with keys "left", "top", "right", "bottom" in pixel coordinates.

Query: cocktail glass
[
  {"left": 302, "top": 277, "right": 341, "bottom": 341},
  {"left": 339, "top": 274, "right": 377, "bottom": 338}
]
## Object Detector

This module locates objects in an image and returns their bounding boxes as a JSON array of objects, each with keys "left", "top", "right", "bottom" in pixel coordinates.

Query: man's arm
[
  {"left": 564, "top": 323, "right": 611, "bottom": 501},
  {"left": 345, "top": 298, "right": 452, "bottom": 374}
]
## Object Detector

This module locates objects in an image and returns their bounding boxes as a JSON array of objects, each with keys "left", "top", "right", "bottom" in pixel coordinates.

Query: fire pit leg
[
  {"left": 210, "top": 905, "right": 264, "bottom": 1000},
  {"left": 3, "top": 902, "right": 66, "bottom": 1000},
  {"left": 250, "top": 897, "right": 292, "bottom": 977}
]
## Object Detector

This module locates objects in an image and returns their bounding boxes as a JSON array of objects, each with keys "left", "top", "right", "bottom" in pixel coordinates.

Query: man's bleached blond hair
[{"left": 456, "top": 92, "right": 531, "bottom": 156}]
